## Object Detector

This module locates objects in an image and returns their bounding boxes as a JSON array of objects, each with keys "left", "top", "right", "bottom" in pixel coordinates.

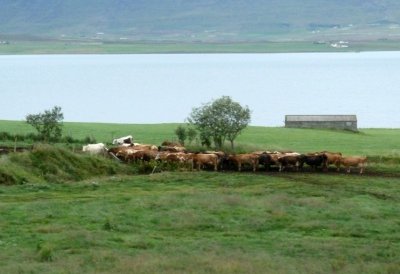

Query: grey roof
[{"left": 285, "top": 115, "right": 357, "bottom": 122}]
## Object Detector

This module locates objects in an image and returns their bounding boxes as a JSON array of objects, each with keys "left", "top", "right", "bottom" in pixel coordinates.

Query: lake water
[{"left": 1, "top": 52, "right": 399, "bottom": 128}]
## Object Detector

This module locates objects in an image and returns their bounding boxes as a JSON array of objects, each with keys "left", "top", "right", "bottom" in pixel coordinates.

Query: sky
[{"left": 1, "top": 52, "right": 400, "bottom": 128}]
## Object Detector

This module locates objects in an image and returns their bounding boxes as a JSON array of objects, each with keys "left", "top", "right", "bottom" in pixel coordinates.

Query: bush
[
  {"left": 0, "top": 131, "right": 11, "bottom": 140},
  {"left": 174, "top": 125, "right": 187, "bottom": 145},
  {"left": 62, "top": 135, "right": 81, "bottom": 144},
  {"left": 83, "top": 136, "right": 97, "bottom": 144},
  {"left": 25, "top": 132, "right": 41, "bottom": 142}
]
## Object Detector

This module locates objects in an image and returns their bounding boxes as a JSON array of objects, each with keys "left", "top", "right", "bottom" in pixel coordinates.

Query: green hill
[{"left": 1, "top": 0, "right": 400, "bottom": 42}]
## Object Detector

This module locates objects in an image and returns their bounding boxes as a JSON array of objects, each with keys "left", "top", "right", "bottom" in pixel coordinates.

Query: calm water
[{"left": 1, "top": 52, "right": 399, "bottom": 128}]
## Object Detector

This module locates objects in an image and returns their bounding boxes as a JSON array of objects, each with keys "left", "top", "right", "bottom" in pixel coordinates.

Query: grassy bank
[
  {"left": 0, "top": 172, "right": 399, "bottom": 273},
  {"left": 0, "top": 145, "right": 135, "bottom": 185}
]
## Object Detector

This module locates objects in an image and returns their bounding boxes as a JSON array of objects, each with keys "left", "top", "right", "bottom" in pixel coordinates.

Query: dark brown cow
[
  {"left": 258, "top": 153, "right": 273, "bottom": 171},
  {"left": 299, "top": 154, "right": 328, "bottom": 170}
]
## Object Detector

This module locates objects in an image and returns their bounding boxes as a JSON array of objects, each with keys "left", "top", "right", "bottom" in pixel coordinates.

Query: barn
[{"left": 285, "top": 115, "right": 358, "bottom": 131}]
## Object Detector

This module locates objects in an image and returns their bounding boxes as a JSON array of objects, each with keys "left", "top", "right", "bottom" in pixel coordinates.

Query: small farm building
[{"left": 285, "top": 115, "right": 358, "bottom": 131}]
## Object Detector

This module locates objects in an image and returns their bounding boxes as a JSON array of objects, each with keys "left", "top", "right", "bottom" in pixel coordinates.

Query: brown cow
[
  {"left": 119, "top": 149, "right": 146, "bottom": 163},
  {"left": 227, "top": 154, "right": 259, "bottom": 172},
  {"left": 165, "top": 152, "right": 189, "bottom": 163},
  {"left": 110, "top": 147, "right": 135, "bottom": 161},
  {"left": 322, "top": 151, "right": 342, "bottom": 171},
  {"left": 132, "top": 144, "right": 158, "bottom": 151},
  {"left": 269, "top": 153, "right": 283, "bottom": 167},
  {"left": 112, "top": 146, "right": 153, "bottom": 162},
  {"left": 109, "top": 144, "right": 157, "bottom": 155},
  {"left": 161, "top": 141, "right": 183, "bottom": 147},
  {"left": 158, "top": 146, "right": 187, "bottom": 153},
  {"left": 193, "top": 153, "right": 218, "bottom": 171},
  {"left": 277, "top": 155, "right": 301, "bottom": 172},
  {"left": 340, "top": 156, "right": 368, "bottom": 174},
  {"left": 156, "top": 152, "right": 194, "bottom": 170}
]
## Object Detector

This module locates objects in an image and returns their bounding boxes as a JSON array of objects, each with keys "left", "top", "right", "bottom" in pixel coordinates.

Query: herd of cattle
[{"left": 82, "top": 135, "right": 368, "bottom": 174}]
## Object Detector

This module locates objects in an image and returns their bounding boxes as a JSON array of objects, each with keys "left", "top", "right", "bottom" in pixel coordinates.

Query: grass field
[
  {"left": 2, "top": 40, "right": 400, "bottom": 54},
  {"left": 0, "top": 121, "right": 399, "bottom": 273},
  {"left": 1, "top": 120, "right": 399, "bottom": 156},
  {"left": 0, "top": 172, "right": 399, "bottom": 273}
]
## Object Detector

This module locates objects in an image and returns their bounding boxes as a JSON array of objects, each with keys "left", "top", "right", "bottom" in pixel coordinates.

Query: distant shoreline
[{"left": 1, "top": 40, "right": 400, "bottom": 54}]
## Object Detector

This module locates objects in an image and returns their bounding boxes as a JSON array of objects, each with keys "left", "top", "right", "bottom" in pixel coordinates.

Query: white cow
[
  {"left": 82, "top": 143, "right": 107, "bottom": 155},
  {"left": 112, "top": 135, "right": 133, "bottom": 145}
]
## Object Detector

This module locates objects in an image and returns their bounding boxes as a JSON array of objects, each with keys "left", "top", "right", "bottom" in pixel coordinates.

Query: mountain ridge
[{"left": 1, "top": 0, "right": 400, "bottom": 42}]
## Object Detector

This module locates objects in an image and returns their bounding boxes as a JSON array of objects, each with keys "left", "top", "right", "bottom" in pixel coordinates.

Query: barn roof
[{"left": 285, "top": 115, "right": 357, "bottom": 122}]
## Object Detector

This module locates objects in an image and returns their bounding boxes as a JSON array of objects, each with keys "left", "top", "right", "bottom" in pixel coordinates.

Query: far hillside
[
  {"left": 1, "top": 120, "right": 399, "bottom": 156},
  {"left": 1, "top": 0, "right": 400, "bottom": 42}
]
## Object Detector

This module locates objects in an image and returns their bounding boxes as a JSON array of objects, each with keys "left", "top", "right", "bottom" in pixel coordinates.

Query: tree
[
  {"left": 187, "top": 127, "right": 197, "bottom": 145},
  {"left": 174, "top": 125, "right": 187, "bottom": 145},
  {"left": 175, "top": 125, "right": 198, "bottom": 146},
  {"left": 187, "top": 96, "right": 251, "bottom": 149},
  {"left": 26, "top": 106, "right": 64, "bottom": 142}
]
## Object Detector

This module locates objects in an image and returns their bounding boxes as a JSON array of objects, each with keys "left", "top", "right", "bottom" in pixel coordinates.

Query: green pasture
[
  {"left": 0, "top": 121, "right": 399, "bottom": 273},
  {"left": 0, "top": 172, "right": 399, "bottom": 273},
  {"left": 1, "top": 120, "right": 399, "bottom": 157}
]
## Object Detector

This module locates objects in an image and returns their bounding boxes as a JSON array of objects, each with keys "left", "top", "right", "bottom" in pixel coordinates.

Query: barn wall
[{"left": 285, "top": 121, "right": 358, "bottom": 131}]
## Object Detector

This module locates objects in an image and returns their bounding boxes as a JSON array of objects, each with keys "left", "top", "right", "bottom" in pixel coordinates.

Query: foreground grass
[{"left": 0, "top": 172, "right": 399, "bottom": 273}]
